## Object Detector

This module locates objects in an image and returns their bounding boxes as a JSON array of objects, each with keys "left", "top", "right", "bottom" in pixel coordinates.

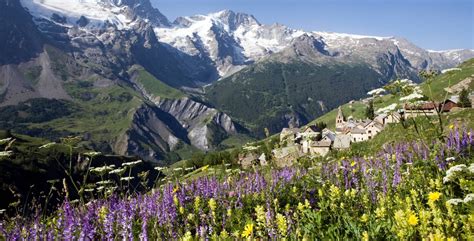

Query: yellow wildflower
[
  {"left": 227, "top": 208, "right": 232, "bottom": 217},
  {"left": 351, "top": 161, "right": 356, "bottom": 167},
  {"left": 208, "top": 198, "right": 217, "bottom": 211},
  {"left": 428, "top": 192, "right": 441, "bottom": 203},
  {"left": 447, "top": 237, "right": 456, "bottom": 241},
  {"left": 407, "top": 214, "right": 418, "bottom": 226},
  {"left": 375, "top": 207, "right": 385, "bottom": 218},
  {"left": 241, "top": 222, "right": 254, "bottom": 238},
  {"left": 255, "top": 205, "right": 266, "bottom": 224},
  {"left": 98, "top": 206, "right": 108, "bottom": 223},
  {"left": 360, "top": 214, "right": 369, "bottom": 223},
  {"left": 220, "top": 230, "right": 229, "bottom": 239},
  {"left": 449, "top": 124, "right": 454, "bottom": 129},
  {"left": 179, "top": 206, "right": 184, "bottom": 214},
  {"left": 173, "top": 195, "right": 179, "bottom": 206},
  {"left": 276, "top": 213, "right": 288, "bottom": 236},
  {"left": 182, "top": 231, "right": 192, "bottom": 241},
  {"left": 297, "top": 202, "right": 305, "bottom": 212},
  {"left": 194, "top": 196, "right": 201, "bottom": 211},
  {"left": 362, "top": 231, "right": 369, "bottom": 241},
  {"left": 201, "top": 165, "right": 209, "bottom": 171}
]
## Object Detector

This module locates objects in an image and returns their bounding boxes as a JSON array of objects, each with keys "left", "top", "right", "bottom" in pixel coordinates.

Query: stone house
[
  {"left": 333, "top": 134, "right": 351, "bottom": 149},
  {"left": 308, "top": 140, "right": 332, "bottom": 156},
  {"left": 403, "top": 102, "right": 438, "bottom": 118}
]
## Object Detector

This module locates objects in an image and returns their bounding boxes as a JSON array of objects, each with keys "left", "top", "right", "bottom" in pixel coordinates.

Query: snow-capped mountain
[
  {"left": 155, "top": 10, "right": 306, "bottom": 77},
  {"left": 20, "top": 0, "right": 170, "bottom": 30},
  {"left": 155, "top": 10, "right": 473, "bottom": 79}
]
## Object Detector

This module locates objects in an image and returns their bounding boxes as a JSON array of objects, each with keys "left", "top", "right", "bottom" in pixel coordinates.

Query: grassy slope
[
  {"left": 130, "top": 65, "right": 185, "bottom": 100},
  {"left": 312, "top": 59, "right": 474, "bottom": 129},
  {"left": 309, "top": 58, "right": 474, "bottom": 154}
]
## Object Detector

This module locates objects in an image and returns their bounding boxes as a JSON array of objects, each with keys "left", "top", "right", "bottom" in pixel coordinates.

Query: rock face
[{"left": 156, "top": 97, "right": 238, "bottom": 150}]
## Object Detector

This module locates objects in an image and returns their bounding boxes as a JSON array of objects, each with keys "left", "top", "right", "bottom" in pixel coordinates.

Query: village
[{"left": 240, "top": 87, "right": 474, "bottom": 168}]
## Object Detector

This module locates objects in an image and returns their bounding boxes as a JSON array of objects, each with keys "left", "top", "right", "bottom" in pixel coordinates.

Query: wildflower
[
  {"left": 0, "top": 151, "right": 13, "bottom": 157},
  {"left": 154, "top": 166, "right": 165, "bottom": 171},
  {"left": 428, "top": 192, "right": 442, "bottom": 203},
  {"left": 255, "top": 205, "right": 266, "bottom": 224},
  {"left": 122, "top": 160, "right": 142, "bottom": 167},
  {"left": 362, "top": 231, "right": 369, "bottom": 241},
  {"left": 227, "top": 208, "right": 232, "bottom": 217},
  {"left": 109, "top": 168, "right": 126, "bottom": 175},
  {"left": 276, "top": 213, "right": 287, "bottom": 236},
  {"left": 179, "top": 206, "right": 185, "bottom": 215},
  {"left": 182, "top": 231, "right": 193, "bottom": 241},
  {"left": 220, "top": 230, "right": 229, "bottom": 238},
  {"left": 468, "top": 163, "right": 474, "bottom": 174},
  {"left": 90, "top": 165, "right": 115, "bottom": 174},
  {"left": 443, "top": 165, "right": 467, "bottom": 183},
  {"left": 449, "top": 124, "right": 455, "bottom": 129},
  {"left": 201, "top": 165, "right": 209, "bottom": 171},
  {"left": 120, "top": 177, "right": 134, "bottom": 181},
  {"left": 464, "top": 194, "right": 474, "bottom": 204},
  {"left": 84, "top": 151, "right": 101, "bottom": 157},
  {"left": 96, "top": 180, "right": 113, "bottom": 185},
  {"left": 446, "top": 199, "right": 464, "bottom": 206},
  {"left": 407, "top": 214, "right": 418, "bottom": 226},
  {"left": 208, "top": 198, "right": 217, "bottom": 211},
  {"left": 241, "top": 222, "right": 254, "bottom": 238},
  {"left": 375, "top": 207, "right": 385, "bottom": 218},
  {"left": 360, "top": 214, "right": 369, "bottom": 223},
  {"left": 194, "top": 196, "right": 201, "bottom": 211}
]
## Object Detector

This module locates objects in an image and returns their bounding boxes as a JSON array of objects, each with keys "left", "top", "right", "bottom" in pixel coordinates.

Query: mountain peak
[
  {"left": 20, "top": 0, "right": 170, "bottom": 28},
  {"left": 210, "top": 9, "right": 260, "bottom": 30}
]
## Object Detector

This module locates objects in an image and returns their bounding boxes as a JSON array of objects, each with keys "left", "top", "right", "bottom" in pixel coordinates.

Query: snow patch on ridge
[{"left": 20, "top": 0, "right": 137, "bottom": 30}]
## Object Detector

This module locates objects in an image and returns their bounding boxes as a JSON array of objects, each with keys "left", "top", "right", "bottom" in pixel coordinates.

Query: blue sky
[{"left": 152, "top": 0, "right": 473, "bottom": 50}]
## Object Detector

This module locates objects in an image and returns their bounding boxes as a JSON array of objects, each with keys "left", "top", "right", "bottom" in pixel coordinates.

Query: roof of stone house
[
  {"left": 447, "top": 95, "right": 459, "bottom": 104},
  {"left": 311, "top": 141, "right": 332, "bottom": 147},
  {"left": 351, "top": 128, "right": 367, "bottom": 134},
  {"left": 303, "top": 125, "right": 321, "bottom": 133},
  {"left": 322, "top": 131, "right": 336, "bottom": 141}
]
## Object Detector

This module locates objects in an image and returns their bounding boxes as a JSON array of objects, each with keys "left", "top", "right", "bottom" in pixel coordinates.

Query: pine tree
[
  {"left": 365, "top": 100, "right": 375, "bottom": 120},
  {"left": 459, "top": 88, "right": 472, "bottom": 108}
]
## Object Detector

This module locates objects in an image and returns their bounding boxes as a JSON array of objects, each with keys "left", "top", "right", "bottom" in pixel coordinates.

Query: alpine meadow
[{"left": 0, "top": 0, "right": 473, "bottom": 240}]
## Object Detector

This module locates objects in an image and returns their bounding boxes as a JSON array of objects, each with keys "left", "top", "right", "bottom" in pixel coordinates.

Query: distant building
[
  {"left": 403, "top": 102, "right": 438, "bottom": 118},
  {"left": 333, "top": 135, "right": 351, "bottom": 149},
  {"left": 308, "top": 140, "right": 332, "bottom": 156}
]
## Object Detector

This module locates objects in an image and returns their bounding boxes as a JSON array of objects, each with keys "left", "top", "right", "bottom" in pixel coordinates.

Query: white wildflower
[
  {"left": 445, "top": 157, "right": 456, "bottom": 162},
  {"left": 185, "top": 167, "right": 195, "bottom": 171},
  {"left": 96, "top": 186, "right": 105, "bottom": 191},
  {"left": 468, "top": 163, "right": 474, "bottom": 174},
  {"left": 0, "top": 151, "right": 13, "bottom": 157},
  {"left": 154, "top": 166, "right": 166, "bottom": 171},
  {"left": 39, "top": 142, "right": 56, "bottom": 149},
  {"left": 84, "top": 151, "right": 101, "bottom": 157},
  {"left": 443, "top": 164, "right": 467, "bottom": 183},
  {"left": 0, "top": 138, "right": 12, "bottom": 145},
  {"left": 173, "top": 167, "right": 183, "bottom": 171},
  {"left": 446, "top": 198, "right": 464, "bottom": 206},
  {"left": 90, "top": 165, "right": 115, "bottom": 174},
  {"left": 120, "top": 177, "right": 134, "bottom": 181},
  {"left": 84, "top": 189, "right": 95, "bottom": 192},
  {"left": 96, "top": 180, "right": 113, "bottom": 186},
  {"left": 109, "top": 168, "right": 126, "bottom": 175},
  {"left": 122, "top": 160, "right": 142, "bottom": 167},
  {"left": 464, "top": 194, "right": 474, "bottom": 204},
  {"left": 0, "top": 209, "right": 6, "bottom": 214}
]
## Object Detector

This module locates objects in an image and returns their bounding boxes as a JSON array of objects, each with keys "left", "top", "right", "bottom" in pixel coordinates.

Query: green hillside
[
  {"left": 313, "top": 58, "right": 474, "bottom": 129},
  {"left": 205, "top": 60, "right": 383, "bottom": 136}
]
